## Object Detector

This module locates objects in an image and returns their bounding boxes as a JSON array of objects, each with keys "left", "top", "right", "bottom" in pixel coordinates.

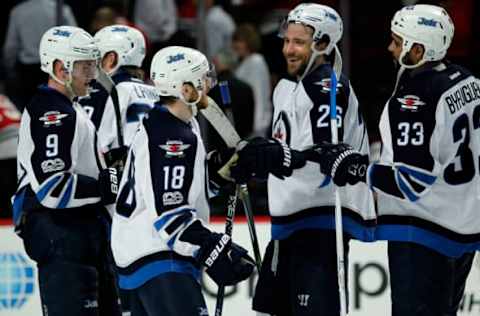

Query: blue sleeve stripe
[
  {"left": 398, "top": 165, "right": 436, "bottom": 185},
  {"left": 57, "top": 175, "right": 74, "bottom": 208},
  {"left": 118, "top": 259, "right": 200, "bottom": 289},
  {"left": 376, "top": 224, "right": 480, "bottom": 258},
  {"left": 36, "top": 175, "right": 63, "bottom": 202},
  {"left": 153, "top": 208, "right": 194, "bottom": 232},
  {"left": 395, "top": 171, "right": 419, "bottom": 202}
]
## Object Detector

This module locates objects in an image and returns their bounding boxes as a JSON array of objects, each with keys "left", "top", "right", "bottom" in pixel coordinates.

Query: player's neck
[
  {"left": 313, "top": 54, "right": 327, "bottom": 69},
  {"left": 48, "top": 78, "right": 73, "bottom": 101},
  {"left": 166, "top": 101, "right": 193, "bottom": 123}
]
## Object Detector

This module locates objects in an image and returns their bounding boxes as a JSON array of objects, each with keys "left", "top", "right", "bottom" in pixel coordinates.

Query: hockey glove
[
  {"left": 197, "top": 233, "right": 255, "bottom": 286},
  {"left": 104, "top": 146, "right": 129, "bottom": 169},
  {"left": 230, "top": 137, "right": 306, "bottom": 183},
  {"left": 207, "top": 148, "right": 236, "bottom": 194},
  {"left": 98, "top": 167, "right": 120, "bottom": 204},
  {"left": 304, "top": 142, "right": 369, "bottom": 186}
]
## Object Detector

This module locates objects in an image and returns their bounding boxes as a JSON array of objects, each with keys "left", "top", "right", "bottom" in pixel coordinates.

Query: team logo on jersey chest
[
  {"left": 159, "top": 140, "right": 190, "bottom": 157},
  {"left": 313, "top": 78, "right": 343, "bottom": 93},
  {"left": 39, "top": 111, "right": 69, "bottom": 127},
  {"left": 272, "top": 111, "right": 291, "bottom": 145},
  {"left": 397, "top": 95, "right": 426, "bottom": 112}
]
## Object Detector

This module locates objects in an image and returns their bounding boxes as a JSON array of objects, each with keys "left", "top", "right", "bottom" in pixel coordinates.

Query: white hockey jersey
[
  {"left": 371, "top": 62, "right": 480, "bottom": 257},
  {"left": 268, "top": 64, "right": 376, "bottom": 241},
  {"left": 111, "top": 105, "right": 210, "bottom": 289},
  {"left": 13, "top": 85, "right": 105, "bottom": 226},
  {"left": 79, "top": 70, "right": 159, "bottom": 151}
]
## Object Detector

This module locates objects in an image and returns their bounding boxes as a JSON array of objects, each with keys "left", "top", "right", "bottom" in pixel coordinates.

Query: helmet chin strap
[
  {"left": 391, "top": 44, "right": 427, "bottom": 97},
  {"left": 51, "top": 71, "right": 77, "bottom": 100},
  {"left": 180, "top": 90, "right": 203, "bottom": 117},
  {"left": 398, "top": 42, "right": 427, "bottom": 70},
  {"left": 298, "top": 42, "right": 324, "bottom": 82},
  {"left": 298, "top": 44, "right": 343, "bottom": 82}
]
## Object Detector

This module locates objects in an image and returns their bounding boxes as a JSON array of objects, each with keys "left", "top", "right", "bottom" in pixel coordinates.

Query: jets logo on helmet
[
  {"left": 111, "top": 26, "right": 128, "bottom": 32},
  {"left": 418, "top": 17, "right": 438, "bottom": 27},
  {"left": 52, "top": 29, "right": 71, "bottom": 37},
  {"left": 167, "top": 54, "right": 185, "bottom": 64}
]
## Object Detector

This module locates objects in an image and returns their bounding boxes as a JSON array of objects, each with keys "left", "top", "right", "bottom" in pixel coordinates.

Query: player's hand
[
  {"left": 207, "top": 148, "right": 237, "bottom": 193},
  {"left": 197, "top": 233, "right": 255, "bottom": 286},
  {"left": 303, "top": 142, "right": 368, "bottom": 186},
  {"left": 98, "top": 167, "right": 121, "bottom": 204},
  {"left": 230, "top": 137, "right": 306, "bottom": 183},
  {"left": 104, "top": 146, "right": 128, "bottom": 169}
]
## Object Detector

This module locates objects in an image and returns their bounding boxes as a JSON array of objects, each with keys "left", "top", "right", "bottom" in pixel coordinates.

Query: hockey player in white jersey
[
  {"left": 111, "top": 46, "right": 254, "bottom": 316},
  {"left": 79, "top": 24, "right": 159, "bottom": 166},
  {"left": 12, "top": 26, "right": 122, "bottom": 316},
  {"left": 314, "top": 4, "right": 480, "bottom": 315},
  {"left": 230, "top": 3, "right": 375, "bottom": 315}
]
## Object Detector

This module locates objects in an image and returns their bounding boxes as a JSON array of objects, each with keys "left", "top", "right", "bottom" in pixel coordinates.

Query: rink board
[{"left": 1, "top": 218, "right": 480, "bottom": 315}]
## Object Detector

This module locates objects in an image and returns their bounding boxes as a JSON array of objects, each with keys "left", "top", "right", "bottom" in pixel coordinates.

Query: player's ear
[
  {"left": 102, "top": 51, "right": 118, "bottom": 71},
  {"left": 181, "top": 82, "right": 198, "bottom": 102},
  {"left": 53, "top": 60, "right": 68, "bottom": 81},
  {"left": 411, "top": 43, "right": 425, "bottom": 61}
]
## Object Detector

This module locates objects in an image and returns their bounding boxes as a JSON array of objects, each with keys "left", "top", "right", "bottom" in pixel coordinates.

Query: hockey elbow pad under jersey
[{"left": 230, "top": 137, "right": 306, "bottom": 183}]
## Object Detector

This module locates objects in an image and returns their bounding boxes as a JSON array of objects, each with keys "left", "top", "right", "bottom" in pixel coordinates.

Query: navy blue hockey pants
[
  {"left": 127, "top": 272, "right": 208, "bottom": 316},
  {"left": 388, "top": 241, "right": 474, "bottom": 316},
  {"left": 21, "top": 208, "right": 122, "bottom": 316},
  {"left": 253, "top": 229, "right": 350, "bottom": 316}
]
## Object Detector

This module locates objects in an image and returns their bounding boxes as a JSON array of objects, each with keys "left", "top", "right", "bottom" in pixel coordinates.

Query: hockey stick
[
  {"left": 329, "top": 71, "right": 348, "bottom": 316},
  {"left": 201, "top": 95, "right": 262, "bottom": 270},
  {"left": 200, "top": 93, "right": 262, "bottom": 316},
  {"left": 96, "top": 69, "right": 125, "bottom": 148},
  {"left": 214, "top": 187, "right": 239, "bottom": 316}
]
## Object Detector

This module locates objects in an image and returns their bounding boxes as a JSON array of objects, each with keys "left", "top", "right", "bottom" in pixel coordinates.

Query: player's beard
[{"left": 287, "top": 57, "right": 309, "bottom": 78}]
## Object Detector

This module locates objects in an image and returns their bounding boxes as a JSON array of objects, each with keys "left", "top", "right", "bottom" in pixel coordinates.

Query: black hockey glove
[
  {"left": 104, "top": 146, "right": 129, "bottom": 169},
  {"left": 98, "top": 167, "right": 120, "bottom": 204},
  {"left": 230, "top": 137, "right": 306, "bottom": 183},
  {"left": 207, "top": 148, "right": 236, "bottom": 195},
  {"left": 197, "top": 233, "right": 255, "bottom": 286},
  {"left": 304, "top": 142, "right": 369, "bottom": 186}
]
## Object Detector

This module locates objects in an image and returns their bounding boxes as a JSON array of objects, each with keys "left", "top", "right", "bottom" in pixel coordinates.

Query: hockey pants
[{"left": 21, "top": 208, "right": 122, "bottom": 316}]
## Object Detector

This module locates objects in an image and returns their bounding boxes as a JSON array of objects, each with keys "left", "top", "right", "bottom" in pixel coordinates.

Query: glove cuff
[{"left": 331, "top": 149, "right": 356, "bottom": 178}]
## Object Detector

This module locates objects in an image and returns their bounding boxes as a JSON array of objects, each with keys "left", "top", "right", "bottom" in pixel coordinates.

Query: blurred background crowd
[{"left": 0, "top": 0, "right": 479, "bottom": 219}]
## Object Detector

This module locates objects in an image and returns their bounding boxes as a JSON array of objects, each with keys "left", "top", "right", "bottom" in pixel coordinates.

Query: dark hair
[
  {"left": 119, "top": 65, "right": 145, "bottom": 80},
  {"left": 232, "top": 24, "right": 262, "bottom": 53}
]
